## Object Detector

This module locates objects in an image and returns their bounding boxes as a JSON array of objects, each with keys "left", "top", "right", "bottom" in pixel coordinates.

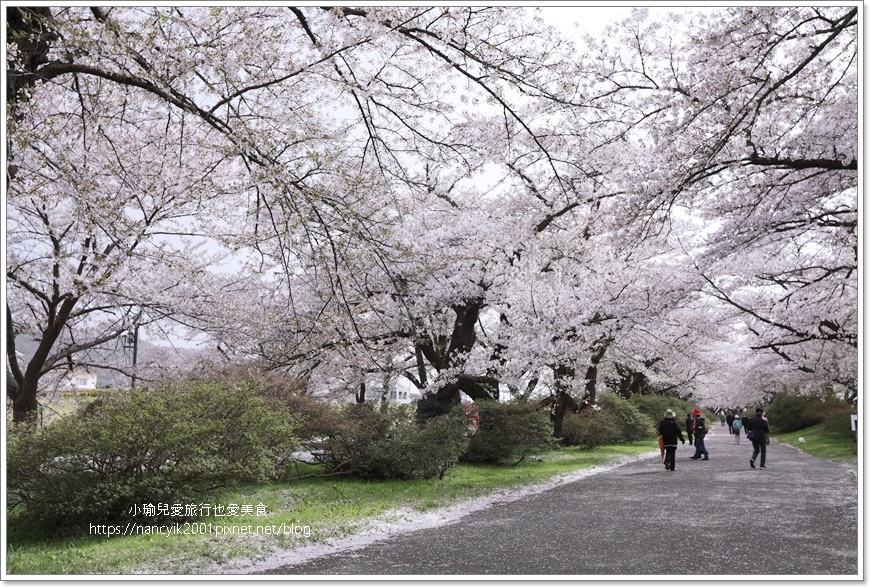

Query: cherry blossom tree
[
  {"left": 6, "top": 5, "right": 858, "bottom": 425},
  {"left": 568, "top": 5, "right": 858, "bottom": 403},
  {"left": 5, "top": 6, "right": 583, "bottom": 419},
  {"left": 6, "top": 32, "right": 240, "bottom": 420}
]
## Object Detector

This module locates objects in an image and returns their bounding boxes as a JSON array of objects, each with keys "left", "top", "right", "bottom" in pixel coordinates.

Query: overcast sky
[{"left": 538, "top": 4, "right": 635, "bottom": 39}]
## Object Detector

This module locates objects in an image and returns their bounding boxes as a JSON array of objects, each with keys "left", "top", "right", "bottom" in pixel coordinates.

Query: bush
[
  {"left": 561, "top": 393, "right": 656, "bottom": 449},
  {"left": 814, "top": 400, "right": 856, "bottom": 440},
  {"left": 764, "top": 393, "right": 821, "bottom": 432},
  {"left": 274, "top": 394, "right": 347, "bottom": 443},
  {"left": 765, "top": 391, "right": 856, "bottom": 442},
  {"left": 597, "top": 393, "right": 657, "bottom": 440},
  {"left": 319, "top": 403, "right": 469, "bottom": 480},
  {"left": 560, "top": 410, "right": 619, "bottom": 449},
  {"left": 7, "top": 381, "right": 298, "bottom": 534},
  {"left": 461, "top": 401, "right": 556, "bottom": 465}
]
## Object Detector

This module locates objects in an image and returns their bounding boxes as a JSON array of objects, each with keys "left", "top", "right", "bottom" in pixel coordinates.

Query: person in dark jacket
[
  {"left": 685, "top": 413, "right": 694, "bottom": 446},
  {"left": 725, "top": 410, "right": 735, "bottom": 435},
  {"left": 740, "top": 411, "right": 750, "bottom": 437},
  {"left": 748, "top": 407, "right": 771, "bottom": 469},
  {"left": 658, "top": 409, "right": 685, "bottom": 471},
  {"left": 689, "top": 409, "right": 709, "bottom": 460}
]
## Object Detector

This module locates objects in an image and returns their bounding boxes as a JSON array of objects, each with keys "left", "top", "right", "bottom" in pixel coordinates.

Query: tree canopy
[{"left": 5, "top": 6, "right": 858, "bottom": 423}]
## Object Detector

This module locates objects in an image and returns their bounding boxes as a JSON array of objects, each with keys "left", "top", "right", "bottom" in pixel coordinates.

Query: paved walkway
[{"left": 257, "top": 430, "right": 859, "bottom": 577}]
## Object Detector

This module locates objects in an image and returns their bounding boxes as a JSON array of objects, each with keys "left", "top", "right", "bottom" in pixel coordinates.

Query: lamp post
[{"left": 122, "top": 324, "right": 139, "bottom": 388}]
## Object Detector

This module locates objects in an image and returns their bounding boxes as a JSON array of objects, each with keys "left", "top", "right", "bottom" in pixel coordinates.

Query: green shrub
[
  {"left": 812, "top": 398, "right": 857, "bottom": 440},
  {"left": 461, "top": 401, "right": 556, "bottom": 465},
  {"left": 7, "top": 381, "right": 298, "bottom": 534},
  {"left": 765, "top": 391, "right": 856, "bottom": 444},
  {"left": 319, "top": 403, "right": 469, "bottom": 480},
  {"left": 597, "top": 393, "right": 657, "bottom": 440},
  {"left": 393, "top": 410, "right": 472, "bottom": 479},
  {"left": 561, "top": 393, "right": 656, "bottom": 448},
  {"left": 272, "top": 394, "right": 346, "bottom": 442},
  {"left": 560, "top": 410, "right": 619, "bottom": 449},
  {"left": 765, "top": 393, "right": 823, "bottom": 433}
]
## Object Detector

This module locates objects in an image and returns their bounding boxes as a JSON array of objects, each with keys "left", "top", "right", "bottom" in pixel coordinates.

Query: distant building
[
  {"left": 385, "top": 387, "right": 422, "bottom": 404},
  {"left": 62, "top": 370, "right": 98, "bottom": 392}
]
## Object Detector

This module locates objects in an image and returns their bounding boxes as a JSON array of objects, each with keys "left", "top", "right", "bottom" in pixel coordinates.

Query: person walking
[
  {"left": 748, "top": 407, "right": 771, "bottom": 469},
  {"left": 731, "top": 414, "right": 742, "bottom": 443},
  {"left": 658, "top": 409, "right": 685, "bottom": 471},
  {"left": 689, "top": 409, "right": 709, "bottom": 460},
  {"left": 740, "top": 410, "right": 750, "bottom": 438},
  {"left": 685, "top": 413, "right": 695, "bottom": 446},
  {"left": 725, "top": 410, "right": 735, "bottom": 436}
]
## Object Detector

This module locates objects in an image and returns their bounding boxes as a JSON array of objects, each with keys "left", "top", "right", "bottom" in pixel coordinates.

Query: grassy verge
[
  {"left": 773, "top": 424, "right": 858, "bottom": 465},
  {"left": 6, "top": 442, "right": 654, "bottom": 576}
]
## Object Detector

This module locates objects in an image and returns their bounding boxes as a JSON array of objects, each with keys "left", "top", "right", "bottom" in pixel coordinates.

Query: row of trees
[{"left": 6, "top": 6, "right": 858, "bottom": 422}]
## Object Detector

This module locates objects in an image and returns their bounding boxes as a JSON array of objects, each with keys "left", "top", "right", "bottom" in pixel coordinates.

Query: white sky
[{"left": 537, "top": 5, "right": 634, "bottom": 39}]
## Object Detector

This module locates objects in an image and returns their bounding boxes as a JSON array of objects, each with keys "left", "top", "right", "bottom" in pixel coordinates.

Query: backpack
[
  {"left": 694, "top": 418, "right": 707, "bottom": 435},
  {"left": 732, "top": 419, "right": 742, "bottom": 431}
]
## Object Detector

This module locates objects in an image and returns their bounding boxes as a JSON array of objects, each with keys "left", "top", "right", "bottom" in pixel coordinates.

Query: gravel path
[{"left": 235, "top": 430, "right": 858, "bottom": 577}]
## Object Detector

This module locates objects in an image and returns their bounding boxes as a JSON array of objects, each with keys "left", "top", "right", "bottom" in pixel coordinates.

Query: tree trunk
[
  {"left": 514, "top": 376, "right": 539, "bottom": 402},
  {"left": 548, "top": 338, "right": 612, "bottom": 438},
  {"left": 414, "top": 297, "right": 495, "bottom": 421},
  {"left": 577, "top": 338, "right": 611, "bottom": 411},
  {"left": 414, "top": 345, "right": 428, "bottom": 387},
  {"left": 615, "top": 363, "right": 649, "bottom": 399},
  {"left": 551, "top": 364, "right": 576, "bottom": 437},
  {"left": 6, "top": 295, "right": 79, "bottom": 424},
  {"left": 11, "top": 378, "right": 39, "bottom": 425}
]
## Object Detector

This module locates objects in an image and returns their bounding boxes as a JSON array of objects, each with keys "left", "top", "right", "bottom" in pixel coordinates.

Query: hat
[
  {"left": 665, "top": 409, "right": 676, "bottom": 419},
  {"left": 692, "top": 409, "right": 702, "bottom": 416}
]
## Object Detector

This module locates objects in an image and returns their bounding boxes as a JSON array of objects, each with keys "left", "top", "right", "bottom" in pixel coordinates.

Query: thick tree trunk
[
  {"left": 12, "top": 384, "right": 39, "bottom": 425},
  {"left": 615, "top": 359, "right": 660, "bottom": 399},
  {"left": 513, "top": 376, "right": 539, "bottom": 402},
  {"left": 437, "top": 375, "right": 499, "bottom": 402},
  {"left": 414, "top": 297, "right": 499, "bottom": 422}
]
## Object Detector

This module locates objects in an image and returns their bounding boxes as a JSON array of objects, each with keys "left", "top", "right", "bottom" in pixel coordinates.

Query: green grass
[
  {"left": 773, "top": 424, "right": 858, "bottom": 465},
  {"left": 6, "top": 442, "right": 654, "bottom": 575}
]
